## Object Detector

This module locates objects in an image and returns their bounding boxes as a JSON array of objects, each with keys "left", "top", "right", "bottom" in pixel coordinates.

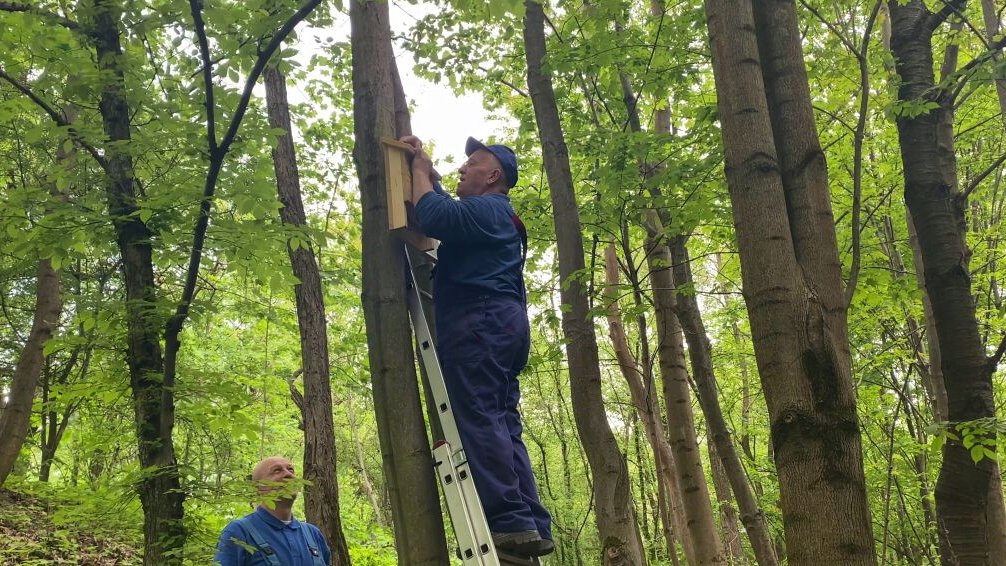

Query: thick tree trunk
[
  {"left": 350, "top": 1, "right": 449, "bottom": 563},
  {"left": 523, "top": 3, "right": 645, "bottom": 564},
  {"left": 888, "top": 2, "right": 998, "bottom": 563},
  {"left": 704, "top": 0, "right": 876, "bottom": 563},
  {"left": 0, "top": 258, "right": 60, "bottom": 485},
  {"left": 263, "top": 65, "right": 352, "bottom": 566},
  {"left": 86, "top": 2, "right": 185, "bottom": 562}
]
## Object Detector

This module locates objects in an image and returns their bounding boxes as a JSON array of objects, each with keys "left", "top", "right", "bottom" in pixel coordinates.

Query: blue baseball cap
[{"left": 466, "top": 136, "right": 518, "bottom": 189}]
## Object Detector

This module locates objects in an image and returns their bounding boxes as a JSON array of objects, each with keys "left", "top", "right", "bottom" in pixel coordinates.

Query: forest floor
[{"left": 0, "top": 487, "right": 140, "bottom": 565}]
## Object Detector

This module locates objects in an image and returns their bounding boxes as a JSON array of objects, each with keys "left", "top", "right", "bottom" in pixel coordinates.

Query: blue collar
[{"left": 254, "top": 505, "right": 302, "bottom": 530}]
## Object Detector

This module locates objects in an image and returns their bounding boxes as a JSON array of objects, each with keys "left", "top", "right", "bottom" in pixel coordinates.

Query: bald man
[{"left": 214, "top": 456, "right": 330, "bottom": 566}]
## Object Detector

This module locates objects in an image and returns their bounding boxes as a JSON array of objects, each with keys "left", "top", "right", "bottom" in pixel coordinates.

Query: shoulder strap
[
  {"left": 511, "top": 213, "right": 528, "bottom": 303},
  {"left": 510, "top": 213, "right": 528, "bottom": 262},
  {"left": 300, "top": 524, "right": 327, "bottom": 566},
  {"left": 235, "top": 516, "right": 282, "bottom": 566}
]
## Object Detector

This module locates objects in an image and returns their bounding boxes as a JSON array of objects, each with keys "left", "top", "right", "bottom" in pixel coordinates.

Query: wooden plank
[
  {"left": 381, "top": 137, "right": 411, "bottom": 230},
  {"left": 380, "top": 137, "right": 436, "bottom": 251}
]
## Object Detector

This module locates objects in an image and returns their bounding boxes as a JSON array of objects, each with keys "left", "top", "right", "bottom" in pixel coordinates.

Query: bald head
[
  {"left": 252, "top": 456, "right": 295, "bottom": 482},
  {"left": 251, "top": 456, "right": 298, "bottom": 518}
]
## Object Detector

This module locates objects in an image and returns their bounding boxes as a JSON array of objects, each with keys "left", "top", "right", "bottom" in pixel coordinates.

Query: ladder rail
[
  {"left": 405, "top": 245, "right": 539, "bottom": 566},
  {"left": 405, "top": 248, "right": 501, "bottom": 566}
]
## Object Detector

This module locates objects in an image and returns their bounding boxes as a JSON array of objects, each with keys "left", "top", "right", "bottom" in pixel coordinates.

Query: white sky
[{"left": 296, "top": 2, "right": 510, "bottom": 174}]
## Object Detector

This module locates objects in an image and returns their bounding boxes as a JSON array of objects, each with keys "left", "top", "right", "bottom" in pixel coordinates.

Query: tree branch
[
  {"left": 188, "top": 0, "right": 218, "bottom": 155},
  {"left": 0, "top": 1, "right": 80, "bottom": 31},
  {"left": 990, "top": 332, "right": 1006, "bottom": 368},
  {"left": 948, "top": 34, "right": 1006, "bottom": 104},
  {"left": 218, "top": 0, "right": 322, "bottom": 156},
  {"left": 962, "top": 149, "right": 1006, "bottom": 200},
  {"left": 798, "top": 0, "right": 857, "bottom": 55},
  {"left": 0, "top": 67, "right": 108, "bottom": 169},
  {"left": 164, "top": 0, "right": 323, "bottom": 364},
  {"left": 927, "top": 0, "right": 966, "bottom": 32}
]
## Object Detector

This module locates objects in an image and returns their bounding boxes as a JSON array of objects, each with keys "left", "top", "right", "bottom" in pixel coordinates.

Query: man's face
[
  {"left": 457, "top": 149, "right": 503, "bottom": 198},
  {"left": 254, "top": 457, "right": 298, "bottom": 504}
]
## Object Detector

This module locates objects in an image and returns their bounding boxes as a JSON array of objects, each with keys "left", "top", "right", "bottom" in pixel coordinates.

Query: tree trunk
[
  {"left": 617, "top": 38, "right": 778, "bottom": 562},
  {"left": 350, "top": 1, "right": 449, "bottom": 563},
  {"left": 0, "top": 258, "right": 60, "bottom": 485},
  {"left": 263, "top": 65, "right": 352, "bottom": 566},
  {"left": 639, "top": 235, "right": 724, "bottom": 565},
  {"left": 348, "top": 398, "right": 385, "bottom": 527},
  {"left": 86, "top": 2, "right": 186, "bottom": 562},
  {"left": 669, "top": 236, "right": 779, "bottom": 566},
  {"left": 704, "top": 0, "right": 876, "bottom": 562},
  {"left": 980, "top": 0, "right": 1006, "bottom": 130},
  {"left": 523, "top": 3, "right": 645, "bottom": 564},
  {"left": 708, "top": 441, "right": 744, "bottom": 564},
  {"left": 887, "top": 2, "right": 998, "bottom": 563},
  {"left": 603, "top": 243, "right": 692, "bottom": 563},
  {"left": 977, "top": 2, "right": 1006, "bottom": 558}
]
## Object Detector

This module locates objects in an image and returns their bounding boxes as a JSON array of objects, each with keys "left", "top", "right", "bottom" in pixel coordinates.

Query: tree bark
[
  {"left": 704, "top": 0, "right": 876, "bottom": 562},
  {"left": 708, "top": 441, "right": 744, "bottom": 564},
  {"left": 85, "top": 2, "right": 186, "bottom": 561},
  {"left": 887, "top": 2, "right": 998, "bottom": 563},
  {"left": 616, "top": 35, "right": 777, "bottom": 562},
  {"left": 603, "top": 243, "right": 692, "bottom": 563},
  {"left": 350, "top": 1, "right": 449, "bottom": 563},
  {"left": 263, "top": 65, "right": 352, "bottom": 566},
  {"left": 669, "top": 235, "right": 779, "bottom": 566},
  {"left": 0, "top": 258, "right": 60, "bottom": 485},
  {"left": 523, "top": 2, "right": 645, "bottom": 564},
  {"left": 639, "top": 235, "right": 724, "bottom": 565}
]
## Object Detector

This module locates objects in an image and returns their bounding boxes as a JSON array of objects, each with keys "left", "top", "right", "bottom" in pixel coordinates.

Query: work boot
[{"left": 493, "top": 530, "right": 555, "bottom": 557}]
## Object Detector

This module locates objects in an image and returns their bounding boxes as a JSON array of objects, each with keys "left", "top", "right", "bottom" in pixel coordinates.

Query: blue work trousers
[{"left": 435, "top": 295, "right": 552, "bottom": 540}]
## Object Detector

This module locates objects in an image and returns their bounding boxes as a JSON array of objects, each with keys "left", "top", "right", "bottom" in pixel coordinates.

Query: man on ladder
[{"left": 399, "top": 134, "right": 554, "bottom": 559}]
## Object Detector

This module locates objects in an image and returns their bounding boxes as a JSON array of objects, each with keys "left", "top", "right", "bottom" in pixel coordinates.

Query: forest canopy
[{"left": 2, "top": 0, "right": 1006, "bottom": 565}]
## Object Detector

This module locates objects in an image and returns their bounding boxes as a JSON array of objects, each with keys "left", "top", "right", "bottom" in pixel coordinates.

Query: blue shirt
[
  {"left": 415, "top": 185, "right": 525, "bottom": 302},
  {"left": 214, "top": 506, "right": 331, "bottom": 566}
]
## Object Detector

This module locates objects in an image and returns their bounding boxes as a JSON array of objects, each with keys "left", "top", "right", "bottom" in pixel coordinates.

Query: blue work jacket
[
  {"left": 415, "top": 185, "right": 525, "bottom": 303},
  {"left": 214, "top": 506, "right": 331, "bottom": 566}
]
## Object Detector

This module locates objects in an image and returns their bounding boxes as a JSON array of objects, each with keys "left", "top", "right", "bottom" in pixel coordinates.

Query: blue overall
[
  {"left": 214, "top": 506, "right": 331, "bottom": 565},
  {"left": 416, "top": 187, "right": 552, "bottom": 541}
]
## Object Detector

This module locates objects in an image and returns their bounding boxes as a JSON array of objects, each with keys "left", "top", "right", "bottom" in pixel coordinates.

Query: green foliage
[{"left": 3, "top": 0, "right": 1006, "bottom": 563}]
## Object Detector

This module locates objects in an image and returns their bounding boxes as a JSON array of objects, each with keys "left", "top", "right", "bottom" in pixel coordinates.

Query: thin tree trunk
[
  {"left": 704, "top": 0, "right": 876, "bottom": 562},
  {"left": 348, "top": 398, "right": 384, "bottom": 527},
  {"left": 708, "top": 441, "right": 744, "bottom": 564},
  {"left": 887, "top": 2, "right": 997, "bottom": 562},
  {"left": 669, "top": 235, "right": 779, "bottom": 566},
  {"left": 980, "top": 0, "right": 1006, "bottom": 130},
  {"left": 977, "top": 2, "right": 1006, "bottom": 558},
  {"left": 603, "top": 243, "right": 692, "bottom": 563},
  {"left": 264, "top": 65, "right": 352, "bottom": 566},
  {"left": 639, "top": 235, "right": 723, "bottom": 565},
  {"left": 614, "top": 26, "right": 776, "bottom": 559},
  {"left": 523, "top": 3, "right": 644, "bottom": 563},
  {"left": 0, "top": 258, "right": 60, "bottom": 485},
  {"left": 350, "top": 1, "right": 449, "bottom": 563}
]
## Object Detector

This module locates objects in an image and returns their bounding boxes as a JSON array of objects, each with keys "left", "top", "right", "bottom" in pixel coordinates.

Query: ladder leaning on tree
[{"left": 381, "top": 137, "right": 541, "bottom": 566}]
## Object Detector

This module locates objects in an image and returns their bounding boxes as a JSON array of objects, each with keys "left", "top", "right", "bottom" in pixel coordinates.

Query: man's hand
[
  {"left": 399, "top": 135, "right": 436, "bottom": 202},
  {"left": 399, "top": 135, "right": 441, "bottom": 182}
]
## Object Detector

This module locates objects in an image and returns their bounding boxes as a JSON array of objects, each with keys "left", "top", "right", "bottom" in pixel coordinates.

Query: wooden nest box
[{"left": 380, "top": 137, "right": 435, "bottom": 252}]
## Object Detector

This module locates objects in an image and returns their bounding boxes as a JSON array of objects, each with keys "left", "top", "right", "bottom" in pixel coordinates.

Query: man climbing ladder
[{"left": 400, "top": 134, "right": 554, "bottom": 558}]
